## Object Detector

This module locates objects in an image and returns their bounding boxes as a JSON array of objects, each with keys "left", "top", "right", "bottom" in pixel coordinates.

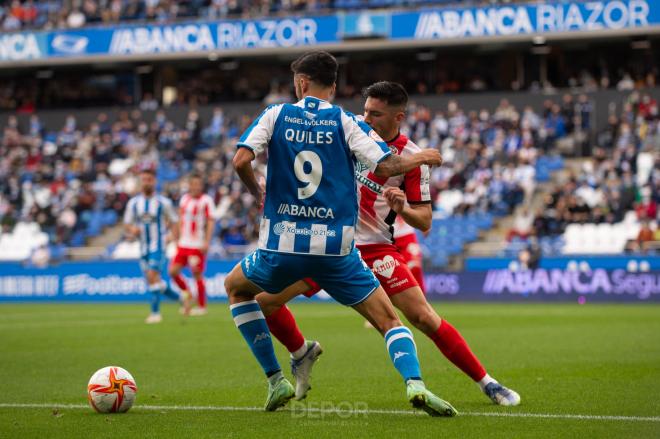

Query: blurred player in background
[
  {"left": 393, "top": 215, "right": 425, "bottom": 292},
  {"left": 259, "top": 82, "right": 520, "bottom": 406},
  {"left": 169, "top": 173, "right": 216, "bottom": 316},
  {"left": 224, "top": 51, "right": 454, "bottom": 415},
  {"left": 124, "top": 168, "right": 191, "bottom": 324}
]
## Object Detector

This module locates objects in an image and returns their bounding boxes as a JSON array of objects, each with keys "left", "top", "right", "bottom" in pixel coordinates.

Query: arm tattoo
[{"left": 375, "top": 154, "right": 404, "bottom": 177}]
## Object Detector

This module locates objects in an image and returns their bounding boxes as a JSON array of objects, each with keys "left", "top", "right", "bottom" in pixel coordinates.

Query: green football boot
[
  {"left": 406, "top": 380, "right": 458, "bottom": 417},
  {"left": 264, "top": 377, "right": 295, "bottom": 412}
]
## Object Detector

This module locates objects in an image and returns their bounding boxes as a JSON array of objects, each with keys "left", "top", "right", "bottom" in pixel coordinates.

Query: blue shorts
[
  {"left": 241, "top": 248, "right": 380, "bottom": 306},
  {"left": 140, "top": 252, "right": 166, "bottom": 273}
]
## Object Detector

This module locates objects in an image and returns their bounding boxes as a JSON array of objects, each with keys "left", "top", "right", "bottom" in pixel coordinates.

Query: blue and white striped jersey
[
  {"left": 238, "top": 96, "right": 391, "bottom": 256},
  {"left": 123, "top": 193, "right": 178, "bottom": 258}
]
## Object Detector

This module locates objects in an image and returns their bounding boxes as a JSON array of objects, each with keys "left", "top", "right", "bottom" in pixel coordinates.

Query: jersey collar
[
  {"left": 386, "top": 132, "right": 408, "bottom": 150},
  {"left": 295, "top": 96, "right": 332, "bottom": 110}
]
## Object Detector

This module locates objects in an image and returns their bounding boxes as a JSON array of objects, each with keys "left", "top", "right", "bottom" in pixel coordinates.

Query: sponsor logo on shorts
[
  {"left": 389, "top": 278, "right": 409, "bottom": 289},
  {"left": 372, "top": 255, "right": 398, "bottom": 279}
]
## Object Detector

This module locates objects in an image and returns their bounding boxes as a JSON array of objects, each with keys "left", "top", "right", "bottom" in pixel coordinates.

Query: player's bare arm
[
  {"left": 124, "top": 223, "right": 140, "bottom": 240},
  {"left": 169, "top": 219, "right": 180, "bottom": 243},
  {"left": 203, "top": 216, "right": 215, "bottom": 254},
  {"left": 383, "top": 187, "right": 432, "bottom": 232},
  {"left": 232, "top": 147, "right": 264, "bottom": 209},
  {"left": 374, "top": 148, "right": 442, "bottom": 178}
]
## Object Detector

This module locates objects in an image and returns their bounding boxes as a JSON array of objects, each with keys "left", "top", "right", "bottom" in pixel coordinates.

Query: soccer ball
[{"left": 87, "top": 366, "right": 138, "bottom": 413}]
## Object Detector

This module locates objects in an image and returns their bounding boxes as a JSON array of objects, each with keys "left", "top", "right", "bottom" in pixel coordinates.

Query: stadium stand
[
  {"left": 0, "top": 86, "right": 603, "bottom": 266},
  {"left": 501, "top": 91, "right": 660, "bottom": 258},
  {"left": 2, "top": 83, "right": 659, "bottom": 266},
  {"left": 1, "top": 1, "right": 528, "bottom": 32},
  {"left": 0, "top": 106, "right": 263, "bottom": 263},
  {"left": 1, "top": 58, "right": 656, "bottom": 111},
  {"left": 1, "top": 0, "right": 659, "bottom": 267}
]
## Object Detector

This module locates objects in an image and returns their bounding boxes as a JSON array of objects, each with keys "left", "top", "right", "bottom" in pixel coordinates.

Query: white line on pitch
[{"left": 0, "top": 402, "right": 659, "bottom": 423}]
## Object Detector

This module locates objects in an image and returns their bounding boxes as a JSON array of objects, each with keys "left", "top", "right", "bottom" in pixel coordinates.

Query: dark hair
[
  {"left": 189, "top": 172, "right": 203, "bottom": 180},
  {"left": 139, "top": 167, "right": 156, "bottom": 176},
  {"left": 290, "top": 51, "right": 338, "bottom": 87},
  {"left": 364, "top": 81, "right": 408, "bottom": 109}
]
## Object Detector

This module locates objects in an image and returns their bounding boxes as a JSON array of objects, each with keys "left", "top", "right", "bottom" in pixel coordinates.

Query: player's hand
[
  {"left": 253, "top": 177, "right": 266, "bottom": 211},
  {"left": 383, "top": 187, "right": 406, "bottom": 213},
  {"left": 200, "top": 243, "right": 209, "bottom": 254},
  {"left": 418, "top": 148, "right": 443, "bottom": 167},
  {"left": 126, "top": 226, "right": 139, "bottom": 240},
  {"left": 253, "top": 189, "right": 265, "bottom": 210}
]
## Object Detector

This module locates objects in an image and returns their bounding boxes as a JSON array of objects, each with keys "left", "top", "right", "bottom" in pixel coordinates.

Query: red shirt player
[
  {"left": 393, "top": 215, "right": 426, "bottom": 292},
  {"left": 256, "top": 82, "right": 520, "bottom": 407},
  {"left": 169, "top": 173, "right": 216, "bottom": 315}
]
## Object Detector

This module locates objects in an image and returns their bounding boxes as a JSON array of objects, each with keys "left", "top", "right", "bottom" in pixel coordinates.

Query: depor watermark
[{"left": 289, "top": 400, "right": 370, "bottom": 419}]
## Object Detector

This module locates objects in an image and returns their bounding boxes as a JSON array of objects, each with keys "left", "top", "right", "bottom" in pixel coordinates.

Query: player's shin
[
  {"left": 429, "top": 320, "right": 487, "bottom": 382},
  {"left": 172, "top": 274, "right": 188, "bottom": 293},
  {"left": 230, "top": 300, "right": 281, "bottom": 378},
  {"left": 265, "top": 305, "right": 306, "bottom": 355},
  {"left": 384, "top": 326, "right": 422, "bottom": 382},
  {"left": 196, "top": 278, "right": 206, "bottom": 308},
  {"left": 160, "top": 282, "right": 180, "bottom": 301},
  {"left": 148, "top": 284, "right": 161, "bottom": 314}
]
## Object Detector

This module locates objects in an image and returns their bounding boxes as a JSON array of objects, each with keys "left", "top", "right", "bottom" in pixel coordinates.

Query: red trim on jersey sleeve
[{"left": 404, "top": 166, "right": 424, "bottom": 202}]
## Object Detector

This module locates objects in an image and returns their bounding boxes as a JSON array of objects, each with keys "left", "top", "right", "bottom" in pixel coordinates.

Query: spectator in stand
[
  {"left": 544, "top": 104, "right": 566, "bottom": 147},
  {"left": 617, "top": 73, "right": 635, "bottom": 91},
  {"left": 632, "top": 220, "right": 656, "bottom": 253},
  {"left": 635, "top": 186, "right": 658, "bottom": 220},
  {"left": 508, "top": 207, "right": 534, "bottom": 241}
]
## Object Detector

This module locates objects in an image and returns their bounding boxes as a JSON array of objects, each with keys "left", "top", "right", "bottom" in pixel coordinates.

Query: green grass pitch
[{"left": 1, "top": 302, "right": 659, "bottom": 438}]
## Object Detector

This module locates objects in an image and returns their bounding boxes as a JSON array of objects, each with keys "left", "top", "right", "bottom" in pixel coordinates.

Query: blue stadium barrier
[
  {"left": 1, "top": 261, "right": 658, "bottom": 303},
  {"left": 466, "top": 255, "right": 660, "bottom": 271}
]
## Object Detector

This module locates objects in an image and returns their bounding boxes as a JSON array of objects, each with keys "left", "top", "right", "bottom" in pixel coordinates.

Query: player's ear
[{"left": 395, "top": 111, "right": 406, "bottom": 123}]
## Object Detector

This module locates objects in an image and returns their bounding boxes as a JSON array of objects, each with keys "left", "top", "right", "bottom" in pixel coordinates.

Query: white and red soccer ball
[{"left": 87, "top": 366, "right": 137, "bottom": 413}]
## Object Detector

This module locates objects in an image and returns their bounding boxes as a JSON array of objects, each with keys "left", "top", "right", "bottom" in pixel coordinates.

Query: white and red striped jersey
[
  {"left": 356, "top": 134, "right": 431, "bottom": 245},
  {"left": 177, "top": 193, "right": 215, "bottom": 249},
  {"left": 393, "top": 215, "right": 416, "bottom": 239}
]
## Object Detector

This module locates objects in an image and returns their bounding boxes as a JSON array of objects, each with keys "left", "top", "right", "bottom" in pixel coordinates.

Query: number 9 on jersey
[{"left": 294, "top": 150, "right": 323, "bottom": 200}]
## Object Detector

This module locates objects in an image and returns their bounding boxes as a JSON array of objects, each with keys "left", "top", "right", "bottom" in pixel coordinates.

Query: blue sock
[
  {"left": 160, "top": 282, "right": 180, "bottom": 301},
  {"left": 384, "top": 326, "right": 422, "bottom": 382},
  {"left": 230, "top": 300, "right": 281, "bottom": 377},
  {"left": 148, "top": 284, "right": 161, "bottom": 314}
]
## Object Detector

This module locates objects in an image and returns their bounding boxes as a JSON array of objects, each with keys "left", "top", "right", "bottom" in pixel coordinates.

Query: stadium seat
[
  {"left": 70, "top": 230, "right": 86, "bottom": 247},
  {"left": 112, "top": 241, "right": 141, "bottom": 259}
]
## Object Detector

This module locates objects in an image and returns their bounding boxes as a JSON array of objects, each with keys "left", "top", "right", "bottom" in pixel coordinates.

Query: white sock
[
  {"left": 478, "top": 374, "right": 496, "bottom": 391},
  {"left": 290, "top": 341, "right": 308, "bottom": 361},
  {"left": 267, "top": 371, "right": 283, "bottom": 386},
  {"left": 406, "top": 379, "right": 425, "bottom": 387}
]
